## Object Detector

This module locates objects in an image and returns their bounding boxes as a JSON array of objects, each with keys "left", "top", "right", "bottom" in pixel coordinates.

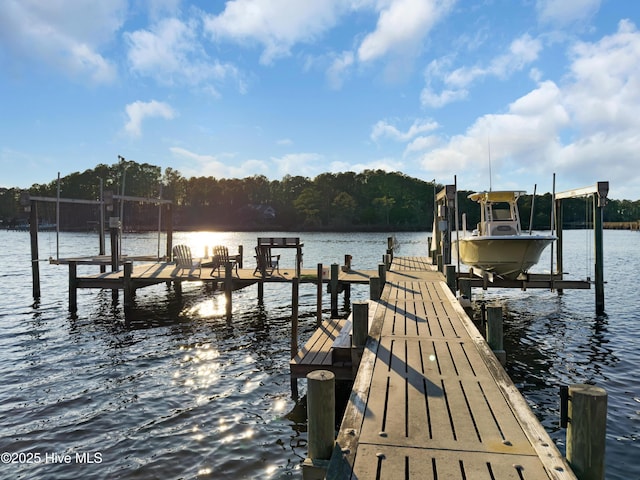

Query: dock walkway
[{"left": 326, "top": 256, "right": 574, "bottom": 480}]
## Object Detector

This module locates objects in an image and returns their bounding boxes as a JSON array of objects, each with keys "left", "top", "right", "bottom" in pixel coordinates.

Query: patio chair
[
  {"left": 210, "top": 245, "right": 239, "bottom": 276},
  {"left": 172, "top": 244, "right": 201, "bottom": 277},
  {"left": 253, "top": 245, "right": 280, "bottom": 277}
]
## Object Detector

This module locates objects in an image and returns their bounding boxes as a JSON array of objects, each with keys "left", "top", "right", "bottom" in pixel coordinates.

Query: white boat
[{"left": 454, "top": 190, "right": 555, "bottom": 279}]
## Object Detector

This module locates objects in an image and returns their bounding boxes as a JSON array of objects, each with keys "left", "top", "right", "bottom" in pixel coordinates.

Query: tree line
[{"left": 0, "top": 159, "right": 637, "bottom": 231}]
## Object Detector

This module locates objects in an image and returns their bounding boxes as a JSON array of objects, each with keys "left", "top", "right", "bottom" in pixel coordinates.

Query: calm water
[{"left": 0, "top": 229, "right": 638, "bottom": 479}]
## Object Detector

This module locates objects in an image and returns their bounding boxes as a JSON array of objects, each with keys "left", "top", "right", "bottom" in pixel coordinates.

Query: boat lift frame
[{"left": 434, "top": 181, "right": 608, "bottom": 314}]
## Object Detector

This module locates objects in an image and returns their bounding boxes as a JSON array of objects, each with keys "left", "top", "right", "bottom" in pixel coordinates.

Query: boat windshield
[{"left": 491, "top": 203, "right": 513, "bottom": 221}]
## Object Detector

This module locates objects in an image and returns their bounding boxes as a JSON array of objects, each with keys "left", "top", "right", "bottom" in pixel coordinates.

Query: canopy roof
[{"left": 467, "top": 190, "right": 526, "bottom": 203}]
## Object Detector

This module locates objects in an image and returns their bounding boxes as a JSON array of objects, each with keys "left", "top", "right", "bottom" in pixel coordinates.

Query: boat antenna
[
  {"left": 528, "top": 184, "right": 537, "bottom": 235},
  {"left": 488, "top": 134, "right": 492, "bottom": 192}
]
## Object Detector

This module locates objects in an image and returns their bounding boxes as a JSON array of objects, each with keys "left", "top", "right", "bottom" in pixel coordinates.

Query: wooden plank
[
  {"left": 328, "top": 256, "right": 575, "bottom": 480},
  {"left": 351, "top": 445, "right": 550, "bottom": 480}
]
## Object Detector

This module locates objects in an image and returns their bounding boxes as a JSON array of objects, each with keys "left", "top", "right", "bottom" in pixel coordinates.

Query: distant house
[{"left": 236, "top": 204, "right": 277, "bottom": 224}]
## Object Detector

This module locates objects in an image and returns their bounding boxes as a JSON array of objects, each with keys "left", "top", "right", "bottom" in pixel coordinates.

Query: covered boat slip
[{"left": 326, "top": 256, "right": 574, "bottom": 480}]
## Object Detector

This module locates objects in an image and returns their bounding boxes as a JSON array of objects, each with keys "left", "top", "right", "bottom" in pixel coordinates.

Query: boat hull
[{"left": 455, "top": 235, "right": 555, "bottom": 279}]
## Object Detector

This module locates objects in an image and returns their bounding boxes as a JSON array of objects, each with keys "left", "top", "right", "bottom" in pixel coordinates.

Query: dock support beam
[
  {"left": 304, "top": 370, "right": 335, "bottom": 480},
  {"left": 566, "top": 384, "right": 607, "bottom": 480}
]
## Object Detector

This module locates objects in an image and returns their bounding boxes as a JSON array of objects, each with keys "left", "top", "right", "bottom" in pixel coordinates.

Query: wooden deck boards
[
  {"left": 290, "top": 318, "right": 347, "bottom": 379},
  {"left": 71, "top": 261, "right": 381, "bottom": 286},
  {"left": 326, "top": 256, "right": 575, "bottom": 480}
]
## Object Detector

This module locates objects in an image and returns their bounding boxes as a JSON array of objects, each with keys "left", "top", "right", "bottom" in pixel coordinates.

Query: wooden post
[
  {"left": 238, "top": 245, "right": 243, "bottom": 268},
  {"left": 330, "top": 263, "right": 339, "bottom": 317},
  {"left": 29, "top": 200, "right": 41, "bottom": 299},
  {"left": 486, "top": 304, "right": 506, "bottom": 365},
  {"left": 378, "top": 263, "right": 386, "bottom": 288},
  {"left": 567, "top": 384, "right": 607, "bottom": 480},
  {"left": 257, "top": 280, "right": 264, "bottom": 302},
  {"left": 445, "top": 264, "right": 456, "bottom": 293},
  {"left": 123, "top": 261, "right": 134, "bottom": 311},
  {"left": 387, "top": 236, "right": 394, "bottom": 260},
  {"left": 436, "top": 253, "right": 443, "bottom": 273},
  {"left": 69, "top": 261, "right": 77, "bottom": 312},
  {"left": 109, "top": 217, "right": 120, "bottom": 271},
  {"left": 316, "top": 263, "right": 323, "bottom": 326},
  {"left": 458, "top": 277, "right": 471, "bottom": 301},
  {"left": 594, "top": 191, "right": 605, "bottom": 314},
  {"left": 343, "top": 254, "right": 352, "bottom": 271},
  {"left": 304, "top": 370, "right": 335, "bottom": 480},
  {"left": 352, "top": 301, "right": 369, "bottom": 348},
  {"left": 383, "top": 253, "right": 391, "bottom": 271},
  {"left": 165, "top": 203, "right": 173, "bottom": 260},
  {"left": 291, "top": 277, "right": 299, "bottom": 360},
  {"left": 224, "top": 262, "right": 233, "bottom": 321},
  {"left": 458, "top": 277, "right": 472, "bottom": 313},
  {"left": 369, "top": 276, "right": 381, "bottom": 301}
]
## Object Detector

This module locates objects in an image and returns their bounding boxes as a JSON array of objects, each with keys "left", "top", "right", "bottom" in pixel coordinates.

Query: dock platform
[{"left": 326, "top": 256, "right": 574, "bottom": 480}]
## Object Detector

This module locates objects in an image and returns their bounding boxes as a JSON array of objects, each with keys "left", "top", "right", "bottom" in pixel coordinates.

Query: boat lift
[{"left": 433, "top": 181, "right": 608, "bottom": 314}]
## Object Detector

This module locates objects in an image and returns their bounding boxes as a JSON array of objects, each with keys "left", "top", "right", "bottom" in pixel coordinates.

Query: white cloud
[
  {"left": 326, "top": 51, "right": 355, "bottom": 90},
  {"left": 358, "top": 0, "right": 455, "bottom": 63},
  {"left": 421, "top": 34, "right": 542, "bottom": 108},
  {"left": 536, "top": 0, "right": 601, "bottom": 27},
  {"left": 170, "top": 147, "right": 269, "bottom": 178},
  {"left": 418, "top": 20, "right": 640, "bottom": 198},
  {"left": 203, "top": 0, "right": 346, "bottom": 65},
  {"left": 270, "top": 153, "right": 325, "bottom": 178},
  {"left": 0, "top": 0, "right": 123, "bottom": 83},
  {"left": 371, "top": 118, "right": 439, "bottom": 142},
  {"left": 125, "top": 17, "right": 241, "bottom": 89},
  {"left": 124, "top": 100, "right": 176, "bottom": 137}
]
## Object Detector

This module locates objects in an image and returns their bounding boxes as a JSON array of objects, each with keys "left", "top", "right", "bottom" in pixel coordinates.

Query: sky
[{"left": 1, "top": 0, "right": 639, "bottom": 200}]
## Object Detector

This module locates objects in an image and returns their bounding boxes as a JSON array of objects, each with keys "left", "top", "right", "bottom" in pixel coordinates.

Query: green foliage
[{"left": 2, "top": 159, "right": 637, "bottom": 231}]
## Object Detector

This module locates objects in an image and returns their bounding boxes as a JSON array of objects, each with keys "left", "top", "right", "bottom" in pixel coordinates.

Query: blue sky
[{"left": 1, "top": 0, "right": 639, "bottom": 200}]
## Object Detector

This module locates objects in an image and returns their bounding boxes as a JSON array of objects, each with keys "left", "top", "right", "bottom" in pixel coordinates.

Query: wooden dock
[{"left": 325, "top": 256, "right": 575, "bottom": 480}]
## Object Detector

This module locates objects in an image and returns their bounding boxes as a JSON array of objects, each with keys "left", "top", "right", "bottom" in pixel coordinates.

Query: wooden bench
[
  {"left": 256, "top": 237, "right": 303, "bottom": 276},
  {"left": 290, "top": 318, "right": 353, "bottom": 380}
]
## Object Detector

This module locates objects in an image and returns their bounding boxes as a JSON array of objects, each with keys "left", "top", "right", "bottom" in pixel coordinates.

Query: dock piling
[
  {"left": 566, "top": 384, "right": 607, "bottom": 480},
  {"left": 377, "top": 263, "right": 386, "bottom": 288},
  {"left": 123, "top": 261, "right": 134, "bottom": 311},
  {"left": 291, "top": 277, "right": 299, "bottom": 360},
  {"left": 351, "top": 301, "right": 369, "bottom": 374},
  {"left": 29, "top": 200, "right": 41, "bottom": 299},
  {"left": 224, "top": 262, "right": 233, "bottom": 321},
  {"left": 316, "top": 263, "right": 323, "bottom": 327},
  {"left": 369, "top": 276, "right": 381, "bottom": 300},
  {"left": 304, "top": 370, "right": 335, "bottom": 480},
  {"left": 330, "top": 263, "right": 339, "bottom": 317},
  {"left": 68, "top": 261, "right": 77, "bottom": 312},
  {"left": 445, "top": 264, "right": 456, "bottom": 293},
  {"left": 486, "top": 304, "right": 506, "bottom": 365}
]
